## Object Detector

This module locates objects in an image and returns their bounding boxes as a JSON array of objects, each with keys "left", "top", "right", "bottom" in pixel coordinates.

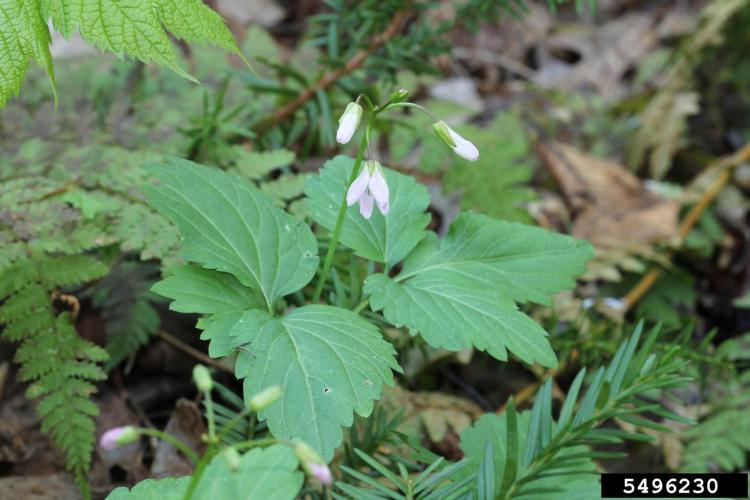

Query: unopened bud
[
  {"left": 99, "top": 426, "right": 139, "bottom": 450},
  {"left": 390, "top": 88, "right": 409, "bottom": 102},
  {"left": 222, "top": 446, "right": 241, "bottom": 472},
  {"left": 193, "top": 365, "right": 213, "bottom": 392},
  {"left": 336, "top": 102, "right": 363, "bottom": 144},
  {"left": 432, "top": 120, "right": 479, "bottom": 161},
  {"left": 250, "top": 385, "right": 282, "bottom": 411},
  {"left": 294, "top": 442, "right": 333, "bottom": 486}
]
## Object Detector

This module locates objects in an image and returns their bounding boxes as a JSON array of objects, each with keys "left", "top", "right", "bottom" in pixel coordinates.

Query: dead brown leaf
[
  {"left": 150, "top": 399, "right": 206, "bottom": 478},
  {"left": 538, "top": 141, "right": 678, "bottom": 247}
]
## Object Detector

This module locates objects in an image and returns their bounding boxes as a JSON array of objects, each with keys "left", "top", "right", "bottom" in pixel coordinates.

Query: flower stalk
[{"left": 311, "top": 128, "right": 370, "bottom": 303}]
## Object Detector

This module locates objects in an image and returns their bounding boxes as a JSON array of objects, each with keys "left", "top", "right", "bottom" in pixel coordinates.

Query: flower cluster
[{"left": 335, "top": 95, "right": 479, "bottom": 220}]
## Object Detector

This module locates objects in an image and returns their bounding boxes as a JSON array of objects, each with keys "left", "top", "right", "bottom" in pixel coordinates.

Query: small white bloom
[
  {"left": 433, "top": 120, "right": 479, "bottom": 161},
  {"left": 346, "top": 160, "right": 389, "bottom": 219},
  {"left": 368, "top": 163, "right": 389, "bottom": 214},
  {"left": 359, "top": 191, "right": 374, "bottom": 219},
  {"left": 346, "top": 166, "right": 370, "bottom": 206},
  {"left": 336, "top": 102, "right": 363, "bottom": 144}
]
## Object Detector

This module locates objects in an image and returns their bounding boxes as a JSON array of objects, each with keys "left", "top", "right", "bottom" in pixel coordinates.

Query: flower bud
[
  {"left": 336, "top": 102, "right": 363, "bottom": 144},
  {"left": 249, "top": 385, "right": 282, "bottom": 411},
  {"left": 222, "top": 446, "right": 241, "bottom": 472},
  {"left": 389, "top": 88, "right": 409, "bottom": 103},
  {"left": 432, "top": 120, "right": 479, "bottom": 161},
  {"left": 99, "top": 426, "right": 139, "bottom": 450},
  {"left": 309, "top": 462, "right": 333, "bottom": 485},
  {"left": 293, "top": 441, "right": 332, "bottom": 484},
  {"left": 192, "top": 364, "right": 213, "bottom": 392}
]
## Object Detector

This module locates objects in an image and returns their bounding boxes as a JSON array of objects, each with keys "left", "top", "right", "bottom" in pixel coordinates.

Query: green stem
[
  {"left": 233, "top": 437, "right": 280, "bottom": 452},
  {"left": 352, "top": 298, "right": 370, "bottom": 314},
  {"left": 183, "top": 444, "right": 215, "bottom": 500},
  {"left": 311, "top": 130, "right": 370, "bottom": 302},
  {"left": 137, "top": 428, "right": 200, "bottom": 464},
  {"left": 204, "top": 390, "right": 217, "bottom": 442}
]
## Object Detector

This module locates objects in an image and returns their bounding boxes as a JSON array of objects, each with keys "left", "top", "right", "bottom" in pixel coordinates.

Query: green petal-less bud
[
  {"left": 389, "top": 88, "right": 409, "bottom": 102},
  {"left": 249, "top": 385, "right": 282, "bottom": 411},
  {"left": 293, "top": 441, "right": 322, "bottom": 464},
  {"left": 222, "top": 446, "right": 242, "bottom": 472},
  {"left": 192, "top": 364, "right": 213, "bottom": 392}
]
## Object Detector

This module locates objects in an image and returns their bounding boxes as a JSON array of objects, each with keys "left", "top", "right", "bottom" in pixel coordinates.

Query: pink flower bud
[
  {"left": 99, "top": 426, "right": 139, "bottom": 450},
  {"left": 309, "top": 462, "right": 333, "bottom": 485}
]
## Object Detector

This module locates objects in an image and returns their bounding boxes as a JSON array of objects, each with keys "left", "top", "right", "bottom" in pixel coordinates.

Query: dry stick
[
  {"left": 622, "top": 143, "right": 750, "bottom": 312},
  {"left": 251, "top": 10, "right": 413, "bottom": 135},
  {"left": 157, "top": 329, "right": 234, "bottom": 374},
  {"left": 497, "top": 351, "right": 578, "bottom": 413}
]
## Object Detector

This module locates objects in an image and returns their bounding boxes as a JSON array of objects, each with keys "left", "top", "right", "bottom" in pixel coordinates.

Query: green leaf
[
  {"left": 43, "top": 0, "right": 240, "bottom": 74},
  {"left": 105, "top": 477, "right": 189, "bottom": 500},
  {"left": 0, "top": 0, "right": 56, "bottom": 107},
  {"left": 365, "top": 213, "right": 592, "bottom": 366},
  {"left": 229, "top": 305, "right": 399, "bottom": 461},
  {"left": 106, "top": 445, "right": 302, "bottom": 500},
  {"left": 443, "top": 114, "right": 535, "bottom": 222},
  {"left": 305, "top": 156, "right": 431, "bottom": 267},
  {"left": 152, "top": 264, "right": 264, "bottom": 314},
  {"left": 145, "top": 158, "right": 319, "bottom": 310}
]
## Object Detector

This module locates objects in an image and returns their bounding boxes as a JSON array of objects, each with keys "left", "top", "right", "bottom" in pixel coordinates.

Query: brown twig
[
  {"left": 157, "top": 329, "right": 234, "bottom": 374},
  {"left": 621, "top": 143, "right": 750, "bottom": 311},
  {"left": 497, "top": 350, "right": 578, "bottom": 413},
  {"left": 252, "top": 9, "right": 413, "bottom": 135}
]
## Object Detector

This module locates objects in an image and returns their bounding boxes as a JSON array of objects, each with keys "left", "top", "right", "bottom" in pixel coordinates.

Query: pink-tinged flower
[
  {"left": 293, "top": 441, "right": 333, "bottom": 485},
  {"left": 336, "top": 102, "right": 363, "bottom": 144},
  {"left": 346, "top": 160, "right": 389, "bottom": 219},
  {"left": 309, "top": 463, "right": 333, "bottom": 485},
  {"left": 433, "top": 120, "right": 479, "bottom": 161},
  {"left": 99, "top": 426, "right": 139, "bottom": 450}
]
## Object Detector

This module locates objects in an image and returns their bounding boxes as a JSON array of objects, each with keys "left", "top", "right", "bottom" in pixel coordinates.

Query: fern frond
[{"left": 84, "top": 262, "right": 162, "bottom": 369}]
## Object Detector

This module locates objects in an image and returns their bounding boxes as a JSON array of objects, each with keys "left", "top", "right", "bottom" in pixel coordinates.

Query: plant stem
[
  {"left": 311, "top": 132, "right": 369, "bottom": 302},
  {"left": 137, "top": 427, "right": 201, "bottom": 464},
  {"left": 352, "top": 298, "right": 370, "bottom": 314},
  {"left": 204, "top": 390, "right": 217, "bottom": 442},
  {"left": 183, "top": 445, "right": 215, "bottom": 500}
]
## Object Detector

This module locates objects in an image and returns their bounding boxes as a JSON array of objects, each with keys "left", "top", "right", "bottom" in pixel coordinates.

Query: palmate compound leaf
[
  {"left": 145, "top": 158, "right": 319, "bottom": 311},
  {"left": 305, "top": 156, "right": 431, "bottom": 267},
  {"left": 230, "top": 305, "right": 400, "bottom": 461},
  {"left": 1, "top": 0, "right": 240, "bottom": 107},
  {"left": 364, "top": 213, "right": 593, "bottom": 367},
  {"left": 105, "top": 444, "right": 303, "bottom": 500},
  {"left": 0, "top": 0, "right": 55, "bottom": 107}
]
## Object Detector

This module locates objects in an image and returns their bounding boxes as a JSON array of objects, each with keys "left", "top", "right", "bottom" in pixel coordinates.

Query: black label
[{"left": 601, "top": 473, "right": 748, "bottom": 498}]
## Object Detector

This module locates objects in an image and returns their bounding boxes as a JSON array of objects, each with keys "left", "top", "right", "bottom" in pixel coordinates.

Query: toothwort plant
[{"left": 111, "top": 90, "right": 591, "bottom": 498}]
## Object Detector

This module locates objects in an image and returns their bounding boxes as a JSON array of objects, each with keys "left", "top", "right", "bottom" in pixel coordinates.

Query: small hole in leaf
[{"left": 323, "top": 387, "right": 331, "bottom": 394}]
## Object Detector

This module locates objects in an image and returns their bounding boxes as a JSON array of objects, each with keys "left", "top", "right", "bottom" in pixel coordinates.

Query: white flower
[
  {"left": 346, "top": 160, "right": 389, "bottom": 219},
  {"left": 336, "top": 102, "right": 363, "bottom": 144},
  {"left": 433, "top": 120, "right": 479, "bottom": 161}
]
